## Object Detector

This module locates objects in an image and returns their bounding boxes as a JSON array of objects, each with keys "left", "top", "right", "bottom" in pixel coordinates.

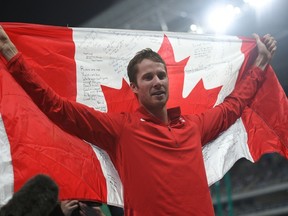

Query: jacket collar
[{"left": 136, "top": 106, "right": 181, "bottom": 125}]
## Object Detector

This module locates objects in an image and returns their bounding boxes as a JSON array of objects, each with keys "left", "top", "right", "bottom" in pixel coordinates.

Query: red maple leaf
[{"left": 101, "top": 35, "right": 222, "bottom": 114}]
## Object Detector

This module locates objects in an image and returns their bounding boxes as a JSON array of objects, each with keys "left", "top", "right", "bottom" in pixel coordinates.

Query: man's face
[{"left": 130, "top": 59, "right": 169, "bottom": 111}]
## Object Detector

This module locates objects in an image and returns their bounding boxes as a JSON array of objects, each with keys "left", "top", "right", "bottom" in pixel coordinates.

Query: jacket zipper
[{"left": 168, "top": 125, "right": 179, "bottom": 147}]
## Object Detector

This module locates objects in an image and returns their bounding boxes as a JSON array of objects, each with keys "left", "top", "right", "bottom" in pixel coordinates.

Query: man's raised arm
[{"left": 0, "top": 25, "right": 121, "bottom": 152}]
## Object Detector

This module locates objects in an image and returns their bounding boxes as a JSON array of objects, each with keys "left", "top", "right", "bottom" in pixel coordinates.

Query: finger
[
  {"left": 264, "top": 36, "right": 276, "bottom": 48},
  {"left": 266, "top": 39, "right": 277, "bottom": 54},
  {"left": 270, "top": 46, "right": 277, "bottom": 57},
  {"left": 67, "top": 200, "right": 79, "bottom": 207},
  {"left": 262, "top": 34, "right": 277, "bottom": 55},
  {"left": 79, "top": 202, "right": 90, "bottom": 215},
  {"left": 79, "top": 202, "right": 88, "bottom": 208},
  {"left": 268, "top": 41, "right": 277, "bottom": 52},
  {"left": 79, "top": 209, "right": 86, "bottom": 216},
  {"left": 262, "top": 34, "right": 271, "bottom": 41},
  {"left": 69, "top": 205, "right": 79, "bottom": 211},
  {"left": 61, "top": 200, "right": 71, "bottom": 205}
]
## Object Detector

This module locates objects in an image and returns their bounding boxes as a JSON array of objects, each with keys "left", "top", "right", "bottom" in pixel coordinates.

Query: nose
[{"left": 153, "top": 76, "right": 162, "bottom": 88}]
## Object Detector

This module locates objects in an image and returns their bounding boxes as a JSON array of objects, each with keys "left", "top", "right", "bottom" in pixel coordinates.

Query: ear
[{"left": 130, "top": 82, "right": 138, "bottom": 94}]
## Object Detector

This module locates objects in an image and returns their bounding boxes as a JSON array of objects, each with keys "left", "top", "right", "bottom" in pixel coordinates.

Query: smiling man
[
  {"left": 0, "top": 26, "right": 276, "bottom": 216},
  {"left": 128, "top": 51, "right": 169, "bottom": 123}
]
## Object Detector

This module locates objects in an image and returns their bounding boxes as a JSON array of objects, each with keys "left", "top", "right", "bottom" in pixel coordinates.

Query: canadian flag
[{"left": 0, "top": 23, "right": 287, "bottom": 207}]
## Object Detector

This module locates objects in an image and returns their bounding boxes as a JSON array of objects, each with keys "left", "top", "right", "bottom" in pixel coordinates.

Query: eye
[
  {"left": 143, "top": 73, "right": 153, "bottom": 81},
  {"left": 157, "top": 72, "right": 167, "bottom": 80}
]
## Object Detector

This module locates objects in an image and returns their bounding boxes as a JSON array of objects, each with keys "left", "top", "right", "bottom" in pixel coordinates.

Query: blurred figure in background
[
  {"left": 50, "top": 200, "right": 105, "bottom": 216},
  {"left": 0, "top": 174, "right": 58, "bottom": 216}
]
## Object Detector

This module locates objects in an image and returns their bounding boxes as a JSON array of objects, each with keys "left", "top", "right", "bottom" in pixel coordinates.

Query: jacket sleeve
[
  {"left": 6, "top": 52, "right": 124, "bottom": 154},
  {"left": 191, "top": 66, "right": 266, "bottom": 145}
]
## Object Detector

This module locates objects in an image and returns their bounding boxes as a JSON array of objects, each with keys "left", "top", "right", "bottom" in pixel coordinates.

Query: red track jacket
[{"left": 7, "top": 53, "right": 265, "bottom": 216}]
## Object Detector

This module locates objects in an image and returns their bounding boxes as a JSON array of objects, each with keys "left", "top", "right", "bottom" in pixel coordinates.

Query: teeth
[{"left": 154, "top": 92, "right": 164, "bottom": 95}]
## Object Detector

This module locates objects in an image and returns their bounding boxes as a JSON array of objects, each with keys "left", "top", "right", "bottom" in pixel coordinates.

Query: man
[{"left": 0, "top": 26, "right": 276, "bottom": 215}]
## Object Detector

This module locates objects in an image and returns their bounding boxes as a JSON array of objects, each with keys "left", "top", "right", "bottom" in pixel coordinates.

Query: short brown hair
[{"left": 127, "top": 48, "right": 167, "bottom": 84}]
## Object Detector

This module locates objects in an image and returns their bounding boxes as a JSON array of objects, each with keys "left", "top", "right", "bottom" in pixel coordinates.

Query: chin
[{"left": 155, "top": 101, "right": 167, "bottom": 109}]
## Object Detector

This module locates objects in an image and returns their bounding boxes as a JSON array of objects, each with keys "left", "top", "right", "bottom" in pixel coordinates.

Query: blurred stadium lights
[
  {"left": 243, "top": 0, "right": 272, "bottom": 9},
  {"left": 206, "top": 4, "right": 241, "bottom": 34},
  {"left": 189, "top": 24, "right": 204, "bottom": 34},
  {"left": 196, "top": 0, "right": 272, "bottom": 35}
]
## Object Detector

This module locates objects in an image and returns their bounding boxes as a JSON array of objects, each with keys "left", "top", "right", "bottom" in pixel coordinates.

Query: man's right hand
[{"left": 0, "top": 26, "right": 18, "bottom": 61}]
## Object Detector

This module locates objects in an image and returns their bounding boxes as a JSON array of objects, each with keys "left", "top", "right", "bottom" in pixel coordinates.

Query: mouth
[{"left": 151, "top": 90, "right": 166, "bottom": 97}]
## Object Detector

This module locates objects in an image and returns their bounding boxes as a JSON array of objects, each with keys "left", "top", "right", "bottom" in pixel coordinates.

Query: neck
[{"left": 145, "top": 106, "right": 169, "bottom": 124}]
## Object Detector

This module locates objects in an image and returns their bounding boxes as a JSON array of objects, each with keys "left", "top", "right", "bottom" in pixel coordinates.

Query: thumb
[
  {"left": 252, "top": 33, "right": 261, "bottom": 45},
  {"left": 252, "top": 33, "right": 266, "bottom": 54}
]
